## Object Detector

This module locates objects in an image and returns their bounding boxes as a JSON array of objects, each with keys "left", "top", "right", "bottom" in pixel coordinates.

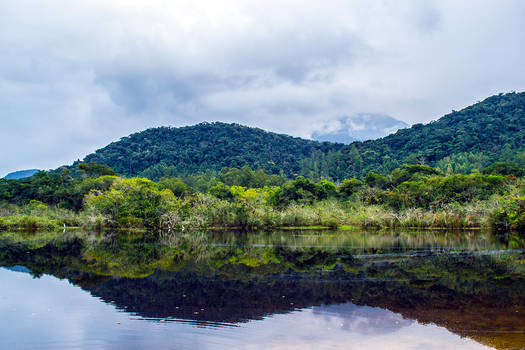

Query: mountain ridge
[
  {"left": 76, "top": 92, "right": 525, "bottom": 180},
  {"left": 81, "top": 122, "right": 344, "bottom": 178},
  {"left": 3, "top": 169, "right": 40, "bottom": 180}
]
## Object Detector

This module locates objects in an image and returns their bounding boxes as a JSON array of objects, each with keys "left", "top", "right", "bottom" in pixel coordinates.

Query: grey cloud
[{"left": 1, "top": 0, "right": 525, "bottom": 175}]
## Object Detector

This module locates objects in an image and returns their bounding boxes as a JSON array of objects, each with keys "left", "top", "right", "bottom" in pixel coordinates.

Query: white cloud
[{"left": 1, "top": 0, "right": 524, "bottom": 174}]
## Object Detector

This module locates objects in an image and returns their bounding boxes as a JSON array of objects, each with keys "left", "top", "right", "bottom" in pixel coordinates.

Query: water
[{"left": 0, "top": 229, "right": 524, "bottom": 349}]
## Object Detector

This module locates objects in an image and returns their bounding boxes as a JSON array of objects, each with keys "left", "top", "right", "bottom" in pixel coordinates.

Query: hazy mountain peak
[
  {"left": 312, "top": 114, "right": 408, "bottom": 144},
  {"left": 3, "top": 169, "right": 39, "bottom": 180}
]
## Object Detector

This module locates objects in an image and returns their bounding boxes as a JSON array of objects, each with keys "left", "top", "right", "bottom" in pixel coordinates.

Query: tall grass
[
  {"left": 157, "top": 194, "right": 501, "bottom": 232},
  {"left": 1, "top": 191, "right": 516, "bottom": 233},
  {"left": 0, "top": 202, "right": 103, "bottom": 231}
]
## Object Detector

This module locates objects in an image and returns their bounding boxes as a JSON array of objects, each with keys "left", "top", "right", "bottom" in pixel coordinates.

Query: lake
[{"left": 0, "top": 229, "right": 524, "bottom": 349}]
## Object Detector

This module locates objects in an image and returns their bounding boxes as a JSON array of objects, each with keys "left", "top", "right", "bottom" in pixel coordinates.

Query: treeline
[
  {"left": 317, "top": 92, "right": 525, "bottom": 179},
  {"left": 81, "top": 122, "right": 340, "bottom": 179},
  {"left": 1, "top": 162, "right": 523, "bottom": 233},
  {"left": 71, "top": 92, "right": 525, "bottom": 181}
]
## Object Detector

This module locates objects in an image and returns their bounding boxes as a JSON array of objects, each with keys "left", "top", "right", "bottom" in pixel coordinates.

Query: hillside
[
  {"left": 78, "top": 92, "right": 525, "bottom": 180},
  {"left": 322, "top": 91, "right": 525, "bottom": 178},
  {"left": 3, "top": 169, "right": 39, "bottom": 180},
  {"left": 82, "top": 122, "right": 342, "bottom": 178}
]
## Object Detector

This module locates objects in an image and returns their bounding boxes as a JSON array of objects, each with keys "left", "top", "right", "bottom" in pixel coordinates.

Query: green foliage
[
  {"left": 0, "top": 170, "right": 118, "bottom": 211},
  {"left": 218, "top": 165, "right": 285, "bottom": 187},
  {"left": 229, "top": 186, "right": 278, "bottom": 207},
  {"left": 300, "top": 92, "right": 525, "bottom": 179},
  {"left": 374, "top": 173, "right": 509, "bottom": 209},
  {"left": 490, "top": 197, "right": 525, "bottom": 233},
  {"left": 85, "top": 178, "right": 179, "bottom": 228},
  {"left": 78, "top": 162, "right": 116, "bottom": 177},
  {"left": 81, "top": 122, "right": 340, "bottom": 178},
  {"left": 482, "top": 162, "right": 524, "bottom": 177},
  {"left": 365, "top": 172, "right": 390, "bottom": 189},
  {"left": 338, "top": 178, "right": 363, "bottom": 197},
  {"left": 208, "top": 182, "right": 234, "bottom": 200},
  {"left": 0, "top": 161, "right": 523, "bottom": 231},
  {"left": 390, "top": 164, "right": 440, "bottom": 185},
  {"left": 269, "top": 177, "right": 337, "bottom": 207},
  {"left": 42, "top": 92, "right": 523, "bottom": 182},
  {"left": 436, "top": 151, "right": 492, "bottom": 174},
  {"left": 67, "top": 176, "right": 118, "bottom": 210},
  {"left": 158, "top": 177, "right": 190, "bottom": 197}
]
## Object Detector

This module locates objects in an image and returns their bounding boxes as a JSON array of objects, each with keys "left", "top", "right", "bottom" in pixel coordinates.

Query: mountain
[
  {"left": 77, "top": 92, "right": 525, "bottom": 180},
  {"left": 3, "top": 169, "right": 39, "bottom": 180},
  {"left": 323, "top": 91, "right": 525, "bottom": 178},
  {"left": 81, "top": 122, "right": 343, "bottom": 178},
  {"left": 312, "top": 114, "right": 408, "bottom": 144}
]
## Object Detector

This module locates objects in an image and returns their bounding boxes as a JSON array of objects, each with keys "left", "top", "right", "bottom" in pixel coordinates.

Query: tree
[
  {"left": 365, "top": 172, "right": 390, "bottom": 189},
  {"left": 482, "top": 162, "right": 524, "bottom": 177},
  {"left": 78, "top": 163, "right": 116, "bottom": 178},
  {"left": 338, "top": 178, "right": 363, "bottom": 197},
  {"left": 158, "top": 177, "right": 190, "bottom": 197},
  {"left": 85, "top": 177, "right": 178, "bottom": 228}
]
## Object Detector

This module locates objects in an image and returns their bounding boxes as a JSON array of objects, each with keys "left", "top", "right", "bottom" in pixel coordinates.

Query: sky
[{"left": 1, "top": 0, "right": 525, "bottom": 176}]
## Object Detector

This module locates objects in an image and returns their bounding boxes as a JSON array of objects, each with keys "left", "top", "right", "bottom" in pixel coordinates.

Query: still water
[{"left": 0, "top": 229, "right": 524, "bottom": 349}]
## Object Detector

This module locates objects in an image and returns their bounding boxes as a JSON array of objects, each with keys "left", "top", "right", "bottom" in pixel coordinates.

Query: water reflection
[
  {"left": 312, "top": 303, "right": 413, "bottom": 335},
  {"left": 0, "top": 229, "right": 524, "bottom": 349}
]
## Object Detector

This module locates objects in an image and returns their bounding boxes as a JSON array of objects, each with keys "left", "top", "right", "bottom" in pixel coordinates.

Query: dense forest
[
  {"left": 76, "top": 92, "right": 525, "bottom": 180},
  {"left": 319, "top": 91, "right": 525, "bottom": 179},
  {"left": 81, "top": 122, "right": 342, "bottom": 179}
]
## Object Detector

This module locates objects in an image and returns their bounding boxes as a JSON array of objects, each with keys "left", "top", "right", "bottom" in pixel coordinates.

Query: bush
[
  {"left": 338, "top": 178, "right": 363, "bottom": 197},
  {"left": 158, "top": 177, "right": 190, "bottom": 197},
  {"left": 490, "top": 196, "right": 525, "bottom": 233},
  {"left": 482, "top": 162, "right": 524, "bottom": 177},
  {"left": 2, "top": 215, "right": 61, "bottom": 231},
  {"left": 85, "top": 177, "right": 179, "bottom": 229}
]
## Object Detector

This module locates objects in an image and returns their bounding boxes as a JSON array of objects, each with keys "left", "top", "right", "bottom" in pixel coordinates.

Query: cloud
[{"left": 1, "top": 0, "right": 525, "bottom": 174}]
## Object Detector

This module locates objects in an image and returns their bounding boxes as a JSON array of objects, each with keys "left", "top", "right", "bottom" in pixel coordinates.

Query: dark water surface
[{"left": 0, "top": 229, "right": 524, "bottom": 349}]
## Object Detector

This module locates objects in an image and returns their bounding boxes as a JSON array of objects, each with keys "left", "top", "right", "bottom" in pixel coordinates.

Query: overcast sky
[{"left": 1, "top": 0, "right": 524, "bottom": 175}]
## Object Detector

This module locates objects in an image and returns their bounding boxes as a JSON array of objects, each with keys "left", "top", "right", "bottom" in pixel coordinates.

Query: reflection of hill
[
  {"left": 0, "top": 235, "right": 524, "bottom": 349},
  {"left": 80, "top": 268, "right": 525, "bottom": 349}
]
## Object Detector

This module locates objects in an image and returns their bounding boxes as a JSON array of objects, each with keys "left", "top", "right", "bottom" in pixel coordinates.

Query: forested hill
[
  {"left": 82, "top": 123, "right": 343, "bottom": 178},
  {"left": 79, "top": 92, "right": 525, "bottom": 180},
  {"left": 321, "top": 91, "right": 525, "bottom": 179}
]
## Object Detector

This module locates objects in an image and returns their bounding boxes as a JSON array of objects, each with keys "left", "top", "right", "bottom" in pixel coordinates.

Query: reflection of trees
[{"left": 0, "top": 231, "right": 524, "bottom": 349}]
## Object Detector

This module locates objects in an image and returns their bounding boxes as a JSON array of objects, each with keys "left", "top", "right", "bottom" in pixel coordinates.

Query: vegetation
[
  {"left": 1, "top": 162, "right": 523, "bottom": 233},
  {"left": 80, "top": 122, "right": 340, "bottom": 179},
  {"left": 71, "top": 92, "right": 525, "bottom": 180},
  {"left": 2, "top": 92, "right": 524, "bottom": 233},
  {"left": 2, "top": 92, "right": 525, "bottom": 349}
]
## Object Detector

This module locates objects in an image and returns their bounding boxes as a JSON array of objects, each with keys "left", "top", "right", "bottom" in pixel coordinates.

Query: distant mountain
[
  {"left": 4, "top": 169, "right": 39, "bottom": 180},
  {"left": 312, "top": 114, "right": 408, "bottom": 144},
  {"left": 75, "top": 92, "right": 525, "bottom": 180},
  {"left": 4, "top": 266, "right": 31, "bottom": 274}
]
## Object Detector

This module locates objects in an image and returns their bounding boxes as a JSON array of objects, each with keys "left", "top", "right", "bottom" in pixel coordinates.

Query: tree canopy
[{"left": 70, "top": 92, "right": 525, "bottom": 181}]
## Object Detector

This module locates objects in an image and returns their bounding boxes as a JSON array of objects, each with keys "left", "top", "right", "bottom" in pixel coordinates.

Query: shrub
[
  {"left": 85, "top": 177, "right": 179, "bottom": 228},
  {"left": 489, "top": 196, "right": 525, "bottom": 233},
  {"left": 338, "top": 178, "right": 363, "bottom": 197}
]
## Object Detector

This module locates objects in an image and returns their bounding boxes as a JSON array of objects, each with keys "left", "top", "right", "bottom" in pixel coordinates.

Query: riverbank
[
  {"left": 1, "top": 164, "right": 524, "bottom": 234},
  {"left": 0, "top": 197, "right": 519, "bottom": 233}
]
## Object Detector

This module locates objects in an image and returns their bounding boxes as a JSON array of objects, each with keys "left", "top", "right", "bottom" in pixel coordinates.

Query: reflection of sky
[
  {"left": 0, "top": 268, "right": 491, "bottom": 350},
  {"left": 312, "top": 303, "right": 413, "bottom": 335}
]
